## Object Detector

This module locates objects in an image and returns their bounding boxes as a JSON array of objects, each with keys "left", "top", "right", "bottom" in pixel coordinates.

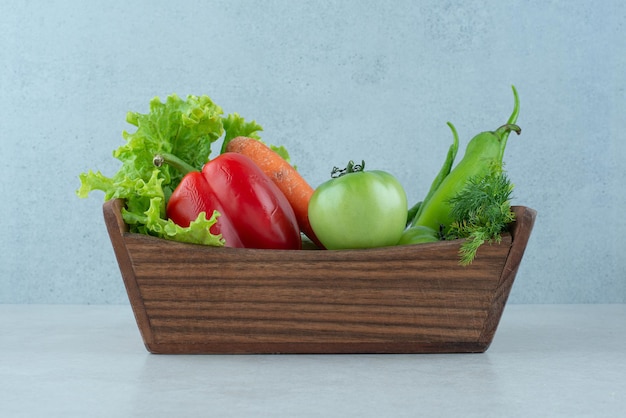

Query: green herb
[
  {"left": 445, "top": 168, "right": 515, "bottom": 265},
  {"left": 77, "top": 94, "right": 264, "bottom": 245}
]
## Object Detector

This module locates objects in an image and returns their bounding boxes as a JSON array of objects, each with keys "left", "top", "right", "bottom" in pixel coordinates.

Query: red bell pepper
[{"left": 156, "top": 152, "right": 302, "bottom": 250}]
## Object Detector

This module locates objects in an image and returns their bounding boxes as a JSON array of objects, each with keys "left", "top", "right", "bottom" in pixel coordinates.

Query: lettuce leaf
[
  {"left": 119, "top": 94, "right": 225, "bottom": 197},
  {"left": 76, "top": 93, "right": 262, "bottom": 246},
  {"left": 220, "top": 112, "right": 263, "bottom": 154}
]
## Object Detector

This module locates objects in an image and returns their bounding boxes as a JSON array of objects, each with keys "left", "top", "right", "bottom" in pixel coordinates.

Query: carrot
[{"left": 226, "top": 136, "right": 324, "bottom": 248}]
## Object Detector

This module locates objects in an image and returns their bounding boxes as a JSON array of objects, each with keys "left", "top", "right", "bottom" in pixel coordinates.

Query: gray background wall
[{"left": 1, "top": 0, "right": 624, "bottom": 304}]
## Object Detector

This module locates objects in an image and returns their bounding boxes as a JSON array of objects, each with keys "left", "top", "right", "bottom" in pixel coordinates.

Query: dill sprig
[{"left": 446, "top": 170, "right": 515, "bottom": 265}]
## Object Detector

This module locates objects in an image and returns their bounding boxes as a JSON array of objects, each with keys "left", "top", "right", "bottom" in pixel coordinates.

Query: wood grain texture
[{"left": 103, "top": 198, "right": 536, "bottom": 354}]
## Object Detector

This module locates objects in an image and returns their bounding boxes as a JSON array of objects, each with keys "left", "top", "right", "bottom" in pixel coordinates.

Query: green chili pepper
[
  {"left": 406, "top": 121, "right": 459, "bottom": 227},
  {"left": 397, "top": 224, "right": 440, "bottom": 245},
  {"left": 406, "top": 201, "right": 421, "bottom": 227},
  {"left": 405, "top": 86, "right": 521, "bottom": 239}
]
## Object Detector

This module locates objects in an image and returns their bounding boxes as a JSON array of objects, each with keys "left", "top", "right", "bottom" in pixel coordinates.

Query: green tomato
[{"left": 309, "top": 161, "right": 408, "bottom": 250}]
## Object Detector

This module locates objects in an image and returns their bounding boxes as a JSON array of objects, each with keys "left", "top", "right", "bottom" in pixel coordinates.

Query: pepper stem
[
  {"left": 495, "top": 123, "right": 522, "bottom": 164},
  {"left": 153, "top": 152, "right": 198, "bottom": 175},
  {"left": 506, "top": 85, "right": 520, "bottom": 126},
  {"left": 497, "top": 85, "right": 521, "bottom": 162}
]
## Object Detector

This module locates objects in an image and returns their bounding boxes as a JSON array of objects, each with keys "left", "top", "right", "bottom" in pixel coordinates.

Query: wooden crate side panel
[
  {"left": 122, "top": 234, "right": 510, "bottom": 349},
  {"left": 104, "top": 199, "right": 535, "bottom": 354}
]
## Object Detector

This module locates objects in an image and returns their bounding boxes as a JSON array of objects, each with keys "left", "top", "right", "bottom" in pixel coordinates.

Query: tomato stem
[{"left": 331, "top": 160, "right": 365, "bottom": 178}]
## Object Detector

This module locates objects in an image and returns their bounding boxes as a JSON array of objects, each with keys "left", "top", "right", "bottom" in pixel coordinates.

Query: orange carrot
[{"left": 226, "top": 136, "right": 324, "bottom": 249}]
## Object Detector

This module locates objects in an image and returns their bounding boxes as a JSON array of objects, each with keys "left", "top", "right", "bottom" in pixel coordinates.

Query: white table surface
[{"left": 1, "top": 304, "right": 624, "bottom": 418}]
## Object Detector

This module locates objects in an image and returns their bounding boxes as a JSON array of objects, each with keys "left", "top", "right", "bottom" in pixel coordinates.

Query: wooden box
[{"left": 103, "top": 198, "right": 536, "bottom": 354}]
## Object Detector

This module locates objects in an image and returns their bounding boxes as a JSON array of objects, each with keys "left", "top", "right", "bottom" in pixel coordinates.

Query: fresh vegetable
[
  {"left": 412, "top": 122, "right": 460, "bottom": 224},
  {"left": 404, "top": 86, "right": 521, "bottom": 242},
  {"left": 399, "top": 121, "right": 460, "bottom": 241},
  {"left": 445, "top": 170, "right": 515, "bottom": 265},
  {"left": 78, "top": 88, "right": 524, "bottom": 259},
  {"left": 397, "top": 225, "right": 440, "bottom": 245},
  {"left": 156, "top": 152, "right": 302, "bottom": 250},
  {"left": 225, "top": 136, "right": 323, "bottom": 248},
  {"left": 406, "top": 201, "right": 422, "bottom": 228},
  {"left": 77, "top": 94, "right": 265, "bottom": 245},
  {"left": 308, "top": 161, "right": 408, "bottom": 250}
]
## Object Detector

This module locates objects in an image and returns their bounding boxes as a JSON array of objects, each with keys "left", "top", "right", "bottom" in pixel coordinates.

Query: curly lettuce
[{"left": 77, "top": 93, "right": 263, "bottom": 246}]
